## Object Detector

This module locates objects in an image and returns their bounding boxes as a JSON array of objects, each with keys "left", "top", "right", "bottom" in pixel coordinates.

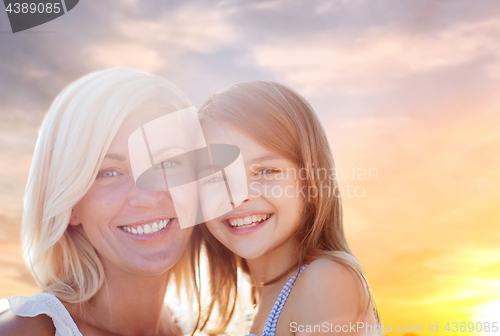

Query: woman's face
[
  {"left": 202, "top": 122, "right": 304, "bottom": 260},
  {"left": 70, "top": 108, "right": 193, "bottom": 275}
]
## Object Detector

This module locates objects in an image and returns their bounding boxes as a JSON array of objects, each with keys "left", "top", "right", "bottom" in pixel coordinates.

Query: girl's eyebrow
[{"left": 249, "top": 153, "right": 283, "bottom": 165}]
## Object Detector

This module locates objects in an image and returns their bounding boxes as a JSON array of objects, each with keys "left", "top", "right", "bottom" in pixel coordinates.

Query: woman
[{"left": 0, "top": 68, "right": 205, "bottom": 335}]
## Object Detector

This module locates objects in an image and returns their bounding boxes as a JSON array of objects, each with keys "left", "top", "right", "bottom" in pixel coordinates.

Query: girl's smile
[
  {"left": 222, "top": 211, "right": 274, "bottom": 235},
  {"left": 202, "top": 121, "right": 304, "bottom": 260},
  {"left": 196, "top": 81, "right": 378, "bottom": 335}
]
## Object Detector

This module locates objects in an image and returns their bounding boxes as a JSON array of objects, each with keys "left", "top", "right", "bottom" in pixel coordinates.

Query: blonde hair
[
  {"left": 22, "top": 68, "right": 195, "bottom": 304},
  {"left": 197, "top": 81, "right": 378, "bottom": 334}
]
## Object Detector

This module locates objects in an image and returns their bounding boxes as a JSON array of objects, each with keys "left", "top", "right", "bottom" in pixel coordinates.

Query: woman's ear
[{"left": 68, "top": 208, "right": 81, "bottom": 226}]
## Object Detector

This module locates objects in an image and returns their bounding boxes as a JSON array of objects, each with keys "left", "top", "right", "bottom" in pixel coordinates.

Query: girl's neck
[
  {"left": 246, "top": 235, "right": 301, "bottom": 294},
  {"left": 66, "top": 261, "right": 175, "bottom": 336}
]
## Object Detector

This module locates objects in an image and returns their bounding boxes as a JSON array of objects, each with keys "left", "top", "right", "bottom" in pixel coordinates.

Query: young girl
[{"left": 197, "top": 81, "right": 379, "bottom": 335}]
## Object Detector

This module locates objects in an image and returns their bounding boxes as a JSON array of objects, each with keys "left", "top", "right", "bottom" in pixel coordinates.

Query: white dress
[
  {"left": 0, "top": 293, "right": 82, "bottom": 336},
  {"left": 0, "top": 293, "right": 191, "bottom": 335}
]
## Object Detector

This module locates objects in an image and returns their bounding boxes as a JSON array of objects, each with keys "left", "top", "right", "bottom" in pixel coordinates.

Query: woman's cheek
[{"left": 85, "top": 177, "right": 134, "bottom": 210}]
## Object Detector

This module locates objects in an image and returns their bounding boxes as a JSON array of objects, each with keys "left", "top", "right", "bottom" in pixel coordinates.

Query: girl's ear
[{"left": 68, "top": 208, "right": 81, "bottom": 226}]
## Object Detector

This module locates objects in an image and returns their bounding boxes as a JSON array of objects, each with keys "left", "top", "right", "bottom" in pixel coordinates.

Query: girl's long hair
[{"left": 197, "top": 81, "right": 378, "bottom": 334}]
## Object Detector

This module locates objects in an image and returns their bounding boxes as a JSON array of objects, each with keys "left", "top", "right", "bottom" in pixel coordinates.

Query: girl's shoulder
[
  {"left": 288, "top": 258, "right": 375, "bottom": 324},
  {"left": 297, "top": 257, "right": 364, "bottom": 291}
]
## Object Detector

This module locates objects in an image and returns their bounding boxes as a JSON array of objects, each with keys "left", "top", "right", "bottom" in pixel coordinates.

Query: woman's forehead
[{"left": 108, "top": 108, "right": 178, "bottom": 155}]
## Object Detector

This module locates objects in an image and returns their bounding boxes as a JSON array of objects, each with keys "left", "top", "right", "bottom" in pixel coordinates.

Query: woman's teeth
[
  {"left": 122, "top": 219, "right": 170, "bottom": 235},
  {"left": 228, "top": 214, "right": 272, "bottom": 228}
]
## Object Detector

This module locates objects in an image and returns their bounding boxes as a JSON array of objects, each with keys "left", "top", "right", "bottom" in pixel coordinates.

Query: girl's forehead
[
  {"left": 203, "top": 123, "right": 254, "bottom": 153},
  {"left": 203, "top": 122, "right": 289, "bottom": 164}
]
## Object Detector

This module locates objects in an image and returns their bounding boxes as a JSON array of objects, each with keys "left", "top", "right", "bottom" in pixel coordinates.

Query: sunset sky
[{"left": 1, "top": 0, "right": 500, "bottom": 335}]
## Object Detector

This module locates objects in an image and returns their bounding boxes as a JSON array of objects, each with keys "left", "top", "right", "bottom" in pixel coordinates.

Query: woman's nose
[{"left": 128, "top": 185, "right": 169, "bottom": 209}]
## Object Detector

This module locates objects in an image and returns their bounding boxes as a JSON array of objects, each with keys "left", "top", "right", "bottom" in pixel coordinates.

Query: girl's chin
[{"left": 226, "top": 244, "right": 268, "bottom": 260}]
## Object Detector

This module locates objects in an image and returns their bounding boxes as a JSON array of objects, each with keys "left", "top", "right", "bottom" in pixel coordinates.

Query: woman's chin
[
  {"left": 119, "top": 259, "right": 178, "bottom": 276},
  {"left": 103, "top": 249, "right": 182, "bottom": 277}
]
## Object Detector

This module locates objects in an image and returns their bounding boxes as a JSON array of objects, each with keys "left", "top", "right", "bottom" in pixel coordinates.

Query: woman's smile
[
  {"left": 70, "top": 107, "right": 194, "bottom": 274},
  {"left": 120, "top": 217, "right": 171, "bottom": 235},
  {"left": 119, "top": 217, "right": 174, "bottom": 241}
]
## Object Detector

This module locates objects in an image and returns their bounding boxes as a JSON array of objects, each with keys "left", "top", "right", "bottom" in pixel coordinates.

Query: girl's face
[
  {"left": 203, "top": 122, "right": 304, "bottom": 260},
  {"left": 70, "top": 108, "right": 193, "bottom": 275}
]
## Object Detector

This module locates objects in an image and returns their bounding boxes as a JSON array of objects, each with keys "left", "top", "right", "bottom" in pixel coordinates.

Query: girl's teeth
[
  {"left": 131, "top": 228, "right": 138, "bottom": 234},
  {"left": 144, "top": 224, "right": 152, "bottom": 234},
  {"left": 229, "top": 214, "right": 271, "bottom": 228},
  {"left": 137, "top": 226, "right": 144, "bottom": 235},
  {"left": 152, "top": 222, "right": 159, "bottom": 233}
]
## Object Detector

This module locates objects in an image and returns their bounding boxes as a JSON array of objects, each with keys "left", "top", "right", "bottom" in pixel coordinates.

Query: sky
[{"left": 1, "top": 0, "right": 500, "bottom": 335}]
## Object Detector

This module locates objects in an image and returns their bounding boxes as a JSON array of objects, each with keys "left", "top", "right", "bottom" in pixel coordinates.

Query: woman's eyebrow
[
  {"left": 152, "top": 145, "right": 188, "bottom": 157},
  {"left": 104, "top": 153, "right": 127, "bottom": 161}
]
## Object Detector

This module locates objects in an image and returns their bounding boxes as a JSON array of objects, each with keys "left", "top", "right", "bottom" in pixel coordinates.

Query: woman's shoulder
[
  {"left": 0, "top": 293, "right": 81, "bottom": 336},
  {"left": 0, "top": 297, "right": 55, "bottom": 336}
]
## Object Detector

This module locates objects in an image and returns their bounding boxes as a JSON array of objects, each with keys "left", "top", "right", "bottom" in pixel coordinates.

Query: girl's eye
[
  {"left": 156, "top": 160, "right": 178, "bottom": 170},
  {"left": 256, "top": 168, "right": 279, "bottom": 176},
  {"left": 207, "top": 176, "right": 225, "bottom": 183}
]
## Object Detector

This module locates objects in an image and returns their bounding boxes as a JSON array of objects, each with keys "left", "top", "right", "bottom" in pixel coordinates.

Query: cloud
[
  {"left": 88, "top": 5, "right": 237, "bottom": 72},
  {"left": 253, "top": 17, "right": 500, "bottom": 95},
  {"left": 89, "top": 42, "right": 163, "bottom": 73}
]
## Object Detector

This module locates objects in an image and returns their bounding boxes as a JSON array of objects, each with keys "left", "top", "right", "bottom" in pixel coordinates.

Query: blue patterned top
[{"left": 247, "top": 264, "right": 310, "bottom": 336}]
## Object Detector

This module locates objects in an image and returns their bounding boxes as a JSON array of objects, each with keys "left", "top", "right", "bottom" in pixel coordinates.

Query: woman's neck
[
  {"left": 66, "top": 261, "right": 175, "bottom": 336},
  {"left": 246, "top": 235, "right": 301, "bottom": 297}
]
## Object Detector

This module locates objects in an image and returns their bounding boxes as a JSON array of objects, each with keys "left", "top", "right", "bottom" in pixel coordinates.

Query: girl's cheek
[{"left": 249, "top": 177, "right": 300, "bottom": 199}]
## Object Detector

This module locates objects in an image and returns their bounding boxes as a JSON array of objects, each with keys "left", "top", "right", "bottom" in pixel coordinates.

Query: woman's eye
[{"left": 98, "top": 170, "right": 120, "bottom": 178}]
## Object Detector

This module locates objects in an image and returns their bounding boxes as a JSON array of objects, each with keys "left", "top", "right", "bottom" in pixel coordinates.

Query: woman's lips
[
  {"left": 120, "top": 218, "right": 171, "bottom": 235},
  {"left": 119, "top": 218, "right": 176, "bottom": 241}
]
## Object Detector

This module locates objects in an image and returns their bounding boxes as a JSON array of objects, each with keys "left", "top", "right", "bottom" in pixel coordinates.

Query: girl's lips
[{"left": 223, "top": 214, "right": 273, "bottom": 236}]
